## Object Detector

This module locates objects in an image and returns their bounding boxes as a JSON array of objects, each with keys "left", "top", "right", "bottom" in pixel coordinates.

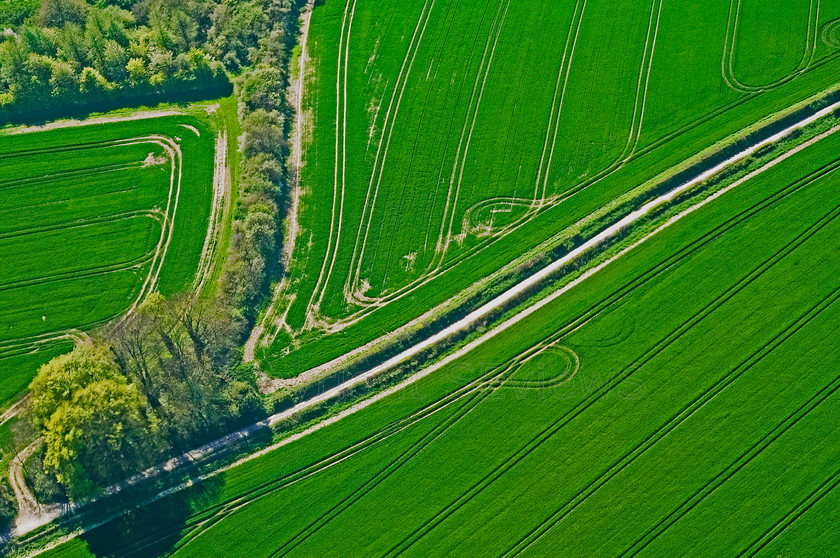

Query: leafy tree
[
  {"left": 49, "top": 58, "right": 78, "bottom": 94},
  {"left": 0, "top": 38, "right": 29, "bottom": 91},
  {"left": 240, "top": 108, "right": 286, "bottom": 158},
  {"left": 249, "top": 26, "right": 287, "bottom": 67},
  {"left": 240, "top": 173, "right": 279, "bottom": 202},
  {"left": 84, "top": 13, "right": 107, "bottom": 69},
  {"left": 0, "top": 91, "right": 14, "bottom": 108},
  {"left": 57, "top": 23, "right": 88, "bottom": 69},
  {"left": 78, "top": 65, "right": 111, "bottom": 93},
  {"left": 167, "top": 9, "right": 198, "bottom": 52},
  {"left": 86, "top": 6, "right": 131, "bottom": 46},
  {"left": 28, "top": 343, "right": 162, "bottom": 498},
  {"left": 125, "top": 56, "right": 146, "bottom": 82},
  {"left": 37, "top": 0, "right": 89, "bottom": 28},
  {"left": 42, "top": 377, "right": 160, "bottom": 497},
  {"left": 21, "top": 26, "right": 58, "bottom": 57},
  {"left": 101, "top": 39, "right": 128, "bottom": 81},
  {"left": 29, "top": 344, "right": 124, "bottom": 428},
  {"left": 241, "top": 153, "right": 283, "bottom": 184},
  {"left": 242, "top": 207, "right": 277, "bottom": 260},
  {"left": 236, "top": 64, "right": 285, "bottom": 112},
  {"left": 265, "top": 0, "right": 292, "bottom": 23},
  {"left": 130, "top": 0, "right": 152, "bottom": 25},
  {"left": 148, "top": 47, "right": 176, "bottom": 82},
  {"left": 206, "top": 0, "right": 267, "bottom": 71},
  {"left": 186, "top": 47, "right": 212, "bottom": 78},
  {"left": 25, "top": 53, "right": 53, "bottom": 100},
  {"left": 109, "top": 294, "right": 258, "bottom": 446},
  {"left": 218, "top": 239, "right": 267, "bottom": 310}
]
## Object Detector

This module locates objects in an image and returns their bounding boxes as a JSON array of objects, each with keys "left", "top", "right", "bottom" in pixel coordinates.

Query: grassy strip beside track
[{"left": 193, "top": 97, "right": 241, "bottom": 302}]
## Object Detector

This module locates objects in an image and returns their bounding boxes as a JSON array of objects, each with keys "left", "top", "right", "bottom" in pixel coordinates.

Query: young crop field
[
  {"left": 254, "top": 0, "right": 840, "bottom": 379},
  {"left": 39, "top": 97, "right": 840, "bottom": 556},
  {"left": 10, "top": 0, "right": 840, "bottom": 555},
  {"left": 0, "top": 113, "right": 217, "bottom": 409}
]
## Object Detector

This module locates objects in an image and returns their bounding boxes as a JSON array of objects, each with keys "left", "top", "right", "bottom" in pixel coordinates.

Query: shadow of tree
[{"left": 80, "top": 474, "right": 225, "bottom": 558}]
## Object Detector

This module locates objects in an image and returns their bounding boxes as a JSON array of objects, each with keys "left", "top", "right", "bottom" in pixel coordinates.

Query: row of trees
[
  {"left": 27, "top": 295, "right": 263, "bottom": 498},
  {"left": 216, "top": 1, "right": 295, "bottom": 320}
]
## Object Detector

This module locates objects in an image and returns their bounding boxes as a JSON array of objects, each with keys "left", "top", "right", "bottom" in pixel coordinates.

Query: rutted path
[
  {"left": 0, "top": 396, "right": 28, "bottom": 428},
  {"left": 12, "top": 97, "right": 840, "bottom": 550},
  {"left": 8, "top": 441, "right": 60, "bottom": 535},
  {"left": 192, "top": 130, "right": 231, "bottom": 296},
  {"left": 0, "top": 109, "right": 186, "bottom": 136}
]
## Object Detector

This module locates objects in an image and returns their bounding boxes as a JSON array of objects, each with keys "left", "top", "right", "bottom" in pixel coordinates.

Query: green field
[
  {"left": 254, "top": 0, "right": 840, "bottom": 378},
  {"left": 40, "top": 97, "right": 840, "bottom": 556},
  {"left": 0, "top": 114, "right": 216, "bottom": 409},
  {"left": 10, "top": 0, "right": 840, "bottom": 555}
]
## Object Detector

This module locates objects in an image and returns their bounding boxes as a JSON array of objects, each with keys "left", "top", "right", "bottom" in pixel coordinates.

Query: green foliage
[
  {"left": 37, "top": 0, "right": 89, "bottom": 28},
  {"left": 242, "top": 208, "right": 277, "bottom": 260},
  {"left": 25, "top": 287, "right": 264, "bottom": 497},
  {"left": 241, "top": 152, "right": 282, "bottom": 184},
  {"left": 28, "top": 344, "right": 123, "bottom": 429},
  {"left": 236, "top": 64, "right": 285, "bottom": 112},
  {"left": 212, "top": 3, "right": 298, "bottom": 323},
  {"left": 215, "top": 105, "right": 287, "bottom": 316},
  {"left": 26, "top": 342, "right": 160, "bottom": 499},
  {"left": 239, "top": 108, "right": 286, "bottom": 159},
  {"left": 0, "top": 0, "right": 231, "bottom": 123},
  {"left": 205, "top": 0, "right": 268, "bottom": 70},
  {"left": 108, "top": 293, "right": 262, "bottom": 444},
  {"left": 42, "top": 376, "right": 160, "bottom": 497},
  {"left": 0, "top": 0, "right": 39, "bottom": 26}
]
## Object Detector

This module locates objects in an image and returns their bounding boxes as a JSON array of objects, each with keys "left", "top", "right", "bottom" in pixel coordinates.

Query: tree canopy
[
  {"left": 0, "top": 0, "right": 294, "bottom": 120},
  {"left": 27, "top": 294, "right": 264, "bottom": 499},
  {"left": 42, "top": 377, "right": 160, "bottom": 497},
  {"left": 29, "top": 344, "right": 124, "bottom": 428}
]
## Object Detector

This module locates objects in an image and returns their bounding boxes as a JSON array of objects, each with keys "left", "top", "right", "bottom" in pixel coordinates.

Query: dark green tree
[{"left": 37, "top": 0, "right": 89, "bottom": 28}]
